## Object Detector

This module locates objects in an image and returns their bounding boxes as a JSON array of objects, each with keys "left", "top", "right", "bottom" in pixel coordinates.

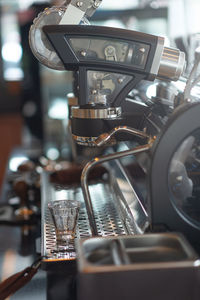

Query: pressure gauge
[{"left": 149, "top": 102, "right": 200, "bottom": 250}]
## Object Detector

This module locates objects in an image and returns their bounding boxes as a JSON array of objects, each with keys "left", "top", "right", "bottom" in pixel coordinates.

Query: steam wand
[{"left": 81, "top": 126, "right": 154, "bottom": 236}]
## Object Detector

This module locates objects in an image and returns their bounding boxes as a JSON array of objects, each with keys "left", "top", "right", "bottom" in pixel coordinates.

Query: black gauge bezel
[
  {"left": 148, "top": 102, "right": 200, "bottom": 247},
  {"left": 42, "top": 25, "right": 158, "bottom": 77}
]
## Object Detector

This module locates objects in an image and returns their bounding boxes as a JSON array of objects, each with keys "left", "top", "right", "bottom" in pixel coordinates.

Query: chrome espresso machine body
[
  {"left": 43, "top": 24, "right": 184, "bottom": 146},
  {"left": 29, "top": 1, "right": 200, "bottom": 299}
]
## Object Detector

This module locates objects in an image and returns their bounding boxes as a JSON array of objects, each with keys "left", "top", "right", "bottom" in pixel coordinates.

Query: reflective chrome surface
[
  {"left": 94, "top": 126, "right": 150, "bottom": 147},
  {"left": 77, "top": 233, "right": 200, "bottom": 300},
  {"left": 81, "top": 143, "right": 152, "bottom": 236},
  {"left": 41, "top": 168, "right": 146, "bottom": 262},
  {"left": 72, "top": 134, "right": 116, "bottom": 147},
  {"left": 158, "top": 47, "right": 185, "bottom": 81},
  {"left": 71, "top": 107, "right": 122, "bottom": 119},
  {"left": 77, "top": 233, "right": 199, "bottom": 271}
]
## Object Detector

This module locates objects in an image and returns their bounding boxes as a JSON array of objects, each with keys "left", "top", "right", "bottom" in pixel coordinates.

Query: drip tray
[
  {"left": 40, "top": 171, "right": 144, "bottom": 266},
  {"left": 76, "top": 233, "right": 200, "bottom": 300}
]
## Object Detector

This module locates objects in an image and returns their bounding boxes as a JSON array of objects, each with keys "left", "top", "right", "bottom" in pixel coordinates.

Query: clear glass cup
[{"left": 48, "top": 199, "right": 80, "bottom": 251}]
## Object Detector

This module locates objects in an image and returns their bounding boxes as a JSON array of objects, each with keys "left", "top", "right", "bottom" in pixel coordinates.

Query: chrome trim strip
[
  {"left": 71, "top": 107, "right": 122, "bottom": 119},
  {"left": 72, "top": 134, "right": 116, "bottom": 146},
  {"left": 150, "top": 36, "right": 165, "bottom": 77}
]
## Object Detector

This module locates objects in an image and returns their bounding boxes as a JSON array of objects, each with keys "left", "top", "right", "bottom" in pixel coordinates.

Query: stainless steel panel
[
  {"left": 76, "top": 233, "right": 200, "bottom": 300},
  {"left": 77, "top": 233, "right": 200, "bottom": 271},
  {"left": 41, "top": 171, "right": 140, "bottom": 262}
]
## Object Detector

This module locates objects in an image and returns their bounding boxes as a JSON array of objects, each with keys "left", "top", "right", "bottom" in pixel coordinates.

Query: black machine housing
[
  {"left": 43, "top": 25, "right": 167, "bottom": 142},
  {"left": 42, "top": 24, "right": 200, "bottom": 252},
  {"left": 148, "top": 102, "right": 200, "bottom": 252}
]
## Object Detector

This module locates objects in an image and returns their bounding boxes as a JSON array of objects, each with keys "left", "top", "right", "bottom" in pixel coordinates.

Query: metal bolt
[
  {"left": 117, "top": 109, "right": 122, "bottom": 117},
  {"left": 91, "top": 89, "right": 97, "bottom": 95},
  {"left": 118, "top": 78, "right": 124, "bottom": 84},
  {"left": 80, "top": 50, "right": 87, "bottom": 57},
  {"left": 93, "top": 1, "right": 101, "bottom": 8},
  {"left": 139, "top": 48, "right": 146, "bottom": 53},
  {"left": 176, "top": 176, "right": 183, "bottom": 182},
  {"left": 76, "top": 1, "right": 83, "bottom": 7}
]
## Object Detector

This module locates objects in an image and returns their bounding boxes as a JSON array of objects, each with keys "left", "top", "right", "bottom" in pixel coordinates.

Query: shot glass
[{"left": 48, "top": 199, "right": 80, "bottom": 251}]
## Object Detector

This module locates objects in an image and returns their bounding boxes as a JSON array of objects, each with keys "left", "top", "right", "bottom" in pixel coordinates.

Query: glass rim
[{"left": 48, "top": 199, "right": 81, "bottom": 209}]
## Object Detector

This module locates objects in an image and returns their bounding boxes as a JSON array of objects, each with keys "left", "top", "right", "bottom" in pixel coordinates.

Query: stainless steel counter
[{"left": 40, "top": 170, "right": 140, "bottom": 264}]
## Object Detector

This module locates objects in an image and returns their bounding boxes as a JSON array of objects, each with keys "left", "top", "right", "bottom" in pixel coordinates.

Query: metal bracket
[{"left": 60, "top": 0, "right": 102, "bottom": 25}]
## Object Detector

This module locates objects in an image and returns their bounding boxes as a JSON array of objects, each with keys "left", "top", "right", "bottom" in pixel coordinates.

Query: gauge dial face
[
  {"left": 87, "top": 70, "right": 132, "bottom": 105},
  {"left": 168, "top": 129, "right": 200, "bottom": 228},
  {"left": 69, "top": 37, "right": 150, "bottom": 69}
]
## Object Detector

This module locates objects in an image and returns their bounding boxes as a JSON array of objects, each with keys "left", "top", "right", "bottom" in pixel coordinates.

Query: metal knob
[{"left": 157, "top": 47, "right": 185, "bottom": 81}]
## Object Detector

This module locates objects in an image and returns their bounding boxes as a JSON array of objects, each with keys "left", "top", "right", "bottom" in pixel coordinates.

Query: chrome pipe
[
  {"left": 81, "top": 142, "right": 152, "bottom": 236},
  {"left": 94, "top": 126, "right": 149, "bottom": 147}
]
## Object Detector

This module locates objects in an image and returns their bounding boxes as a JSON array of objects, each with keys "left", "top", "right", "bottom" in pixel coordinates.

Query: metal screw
[
  {"left": 80, "top": 50, "right": 87, "bottom": 57},
  {"left": 118, "top": 78, "right": 124, "bottom": 84},
  {"left": 91, "top": 89, "right": 97, "bottom": 95},
  {"left": 139, "top": 48, "right": 146, "bottom": 53},
  {"left": 76, "top": 1, "right": 83, "bottom": 7},
  {"left": 117, "top": 109, "right": 122, "bottom": 117},
  {"left": 93, "top": 1, "right": 101, "bottom": 8},
  {"left": 176, "top": 176, "right": 183, "bottom": 182}
]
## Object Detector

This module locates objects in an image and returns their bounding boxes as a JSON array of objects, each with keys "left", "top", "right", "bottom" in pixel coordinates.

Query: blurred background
[
  {"left": 0, "top": 0, "right": 200, "bottom": 191},
  {"left": 0, "top": 2, "right": 200, "bottom": 299}
]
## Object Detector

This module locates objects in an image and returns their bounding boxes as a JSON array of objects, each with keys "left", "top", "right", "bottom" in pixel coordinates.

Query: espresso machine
[{"left": 28, "top": 1, "right": 200, "bottom": 299}]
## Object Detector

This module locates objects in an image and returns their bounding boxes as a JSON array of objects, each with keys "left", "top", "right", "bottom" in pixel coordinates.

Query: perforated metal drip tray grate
[{"left": 41, "top": 169, "right": 147, "bottom": 264}]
